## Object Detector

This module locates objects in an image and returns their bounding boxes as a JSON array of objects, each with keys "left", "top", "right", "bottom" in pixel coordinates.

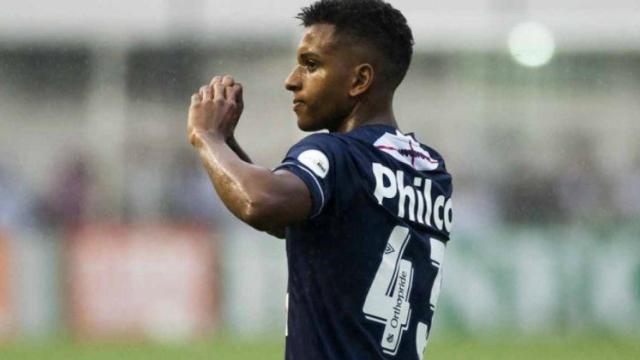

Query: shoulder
[
  {"left": 287, "top": 132, "right": 350, "bottom": 163},
  {"left": 281, "top": 133, "right": 348, "bottom": 182},
  {"left": 418, "top": 143, "right": 448, "bottom": 170},
  {"left": 419, "top": 142, "right": 446, "bottom": 161},
  {"left": 292, "top": 132, "right": 349, "bottom": 150}
]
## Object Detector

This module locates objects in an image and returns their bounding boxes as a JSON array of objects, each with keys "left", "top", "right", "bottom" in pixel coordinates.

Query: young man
[{"left": 187, "top": 1, "right": 453, "bottom": 359}]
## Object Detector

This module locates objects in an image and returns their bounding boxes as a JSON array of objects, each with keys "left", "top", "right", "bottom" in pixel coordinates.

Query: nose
[{"left": 285, "top": 67, "right": 301, "bottom": 92}]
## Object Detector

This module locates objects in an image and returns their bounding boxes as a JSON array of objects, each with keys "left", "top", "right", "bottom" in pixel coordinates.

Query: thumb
[{"left": 191, "top": 92, "right": 202, "bottom": 106}]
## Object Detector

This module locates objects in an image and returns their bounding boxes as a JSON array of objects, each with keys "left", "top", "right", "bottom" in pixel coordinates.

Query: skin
[{"left": 187, "top": 24, "right": 400, "bottom": 237}]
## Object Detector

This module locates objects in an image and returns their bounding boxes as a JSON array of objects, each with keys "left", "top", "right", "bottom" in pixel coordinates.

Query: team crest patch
[
  {"left": 373, "top": 131, "right": 439, "bottom": 171},
  {"left": 298, "top": 149, "right": 330, "bottom": 178}
]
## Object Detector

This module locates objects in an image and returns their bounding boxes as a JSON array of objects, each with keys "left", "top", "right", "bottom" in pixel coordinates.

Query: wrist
[{"left": 190, "top": 129, "right": 226, "bottom": 148}]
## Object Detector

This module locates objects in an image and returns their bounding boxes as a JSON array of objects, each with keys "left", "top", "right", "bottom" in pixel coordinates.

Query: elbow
[{"left": 239, "top": 195, "right": 279, "bottom": 232}]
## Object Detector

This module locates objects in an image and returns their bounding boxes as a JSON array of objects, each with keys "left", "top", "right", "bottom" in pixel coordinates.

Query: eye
[{"left": 305, "top": 60, "right": 319, "bottom": 72}]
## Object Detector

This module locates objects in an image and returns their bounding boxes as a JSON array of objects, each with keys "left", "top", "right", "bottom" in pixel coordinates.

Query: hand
[{"left": 187, "top": 75, "right": 244, "bottom": 147}]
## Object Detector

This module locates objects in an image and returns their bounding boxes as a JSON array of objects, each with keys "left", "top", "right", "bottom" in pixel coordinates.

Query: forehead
[{"left": 297, "top": 23, "right": 340, "bottom": 56}]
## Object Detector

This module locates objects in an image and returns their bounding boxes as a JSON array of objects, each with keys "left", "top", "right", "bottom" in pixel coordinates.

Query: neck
[{"left": 331, "top": 95, "right": 398, "bottom": 133}]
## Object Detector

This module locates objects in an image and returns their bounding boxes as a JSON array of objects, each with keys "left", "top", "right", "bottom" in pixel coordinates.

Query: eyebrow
[{"left": 298, "top": 52, "right": 321, "bottom": 61}]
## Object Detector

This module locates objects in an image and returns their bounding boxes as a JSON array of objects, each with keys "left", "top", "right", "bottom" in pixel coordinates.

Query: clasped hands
[{"left": 187, "top": 75, "right": 244, "bottom": 147}]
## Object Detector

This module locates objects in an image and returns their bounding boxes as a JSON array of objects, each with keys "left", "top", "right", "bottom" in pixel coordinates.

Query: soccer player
[{"left": 187, "top": 0, "right": 453, "bottom": 359}]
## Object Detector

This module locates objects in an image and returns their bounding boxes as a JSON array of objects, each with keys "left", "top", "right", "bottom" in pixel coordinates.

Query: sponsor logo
[
  {"left": 374, "top": 131, "right": 439, "bottom": 171},
  {"left": 390, "top": 270, "right": 409, "bottom": 329},
  {"left": 297, "top": 149, "right": 330, "bottom": 178},
  {"left": 384, "top": 244, "right": 395, "bottom": 255},
  {"left": 373, "top": 163, "right": 453, "bottom": 234}
]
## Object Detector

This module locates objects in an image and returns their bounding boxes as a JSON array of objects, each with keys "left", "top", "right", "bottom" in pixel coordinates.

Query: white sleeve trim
[{"left": 275, "top": 161, "right": 326, "bottom": 218}]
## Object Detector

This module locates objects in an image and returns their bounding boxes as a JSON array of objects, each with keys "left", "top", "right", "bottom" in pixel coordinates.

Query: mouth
[{"left": 293, "top": 99, "right": 305, "bottom": 111}]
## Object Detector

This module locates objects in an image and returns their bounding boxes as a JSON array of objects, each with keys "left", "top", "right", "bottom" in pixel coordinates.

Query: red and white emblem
[{"left": 373, "top": 131, "right": 439, "bottom": 171}]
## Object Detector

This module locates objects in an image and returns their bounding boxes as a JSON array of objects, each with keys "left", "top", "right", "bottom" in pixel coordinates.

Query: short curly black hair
[{"left": 296, "top": 0, "right": 414, "bottom": 90}]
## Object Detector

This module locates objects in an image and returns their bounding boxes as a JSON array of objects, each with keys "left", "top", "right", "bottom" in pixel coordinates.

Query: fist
[{"left": 187, "top": 75, "right": 244, "bottom": 147}]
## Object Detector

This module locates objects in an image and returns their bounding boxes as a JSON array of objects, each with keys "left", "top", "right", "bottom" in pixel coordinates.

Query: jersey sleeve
[{"left": 273, "top": 133, "right": 341, "bottom": 219}]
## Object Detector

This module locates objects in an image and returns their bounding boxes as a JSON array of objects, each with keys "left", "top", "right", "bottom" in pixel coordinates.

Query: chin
[{"left": 296, "top": 116, "right": 325, "bottom": 132}]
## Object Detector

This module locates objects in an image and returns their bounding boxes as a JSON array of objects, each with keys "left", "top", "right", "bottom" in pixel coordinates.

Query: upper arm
[
  {"left": 245, "top": 134, "right": 340, "bottom": 230},
  {"left": 244, "top": 168, "right": 312, "bottom": 230}
]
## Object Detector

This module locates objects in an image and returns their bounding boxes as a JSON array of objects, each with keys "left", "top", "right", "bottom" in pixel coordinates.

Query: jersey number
[{"left": 362, "top": 225, "right": 446, "bottom": 358}]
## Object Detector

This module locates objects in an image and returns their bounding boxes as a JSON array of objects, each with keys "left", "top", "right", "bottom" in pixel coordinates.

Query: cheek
[
  {"left": 301, "top": 70, "right": 351, "bottom": 121},
  {"left": 310, "top": 76, "right": 347, "bottom": 107},
  {"left": 306, "top": 73, "right": 328, "bottom": 97}
]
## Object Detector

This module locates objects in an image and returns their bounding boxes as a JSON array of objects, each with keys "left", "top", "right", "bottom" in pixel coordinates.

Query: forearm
[
  {"left": 194, "top": 131, "right": 287, "bottom": 232},
  {"left": 187, "top": 76, "right": 306, "bottom": 238}
]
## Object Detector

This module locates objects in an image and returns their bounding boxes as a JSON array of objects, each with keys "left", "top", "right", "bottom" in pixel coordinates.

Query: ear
[{"left": 349, "top": 63, "right": 374, "bottom": 97}]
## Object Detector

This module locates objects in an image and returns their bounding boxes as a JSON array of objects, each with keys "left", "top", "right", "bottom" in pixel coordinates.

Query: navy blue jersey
[{"left": 274, "top": 124, "right": 453, "bottom": 360}]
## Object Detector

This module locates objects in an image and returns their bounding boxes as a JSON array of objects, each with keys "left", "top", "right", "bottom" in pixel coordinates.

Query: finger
[
  {"left": 225, "top": 85, "right": 234, "bottom": 103},
  {"left": 201, "top": 85, "right": 212, "bottom": 101},
  {"left": 230, "top": 83, "right": 243, "bottom": 104},
  {"left": 224, "top": 82, "right": 240, "bottom": 103},
  {"left": 222, "top": 75, "right": 235, "bottom": 87},
  {"left": 213, "top": 81, "right": 225, "bottom": 101},
  {"left": 210, "top": 75, "right": 222, "bottom": 86},
  {"left": 191, "top": 93, "right": 201, "bottom": 106}
]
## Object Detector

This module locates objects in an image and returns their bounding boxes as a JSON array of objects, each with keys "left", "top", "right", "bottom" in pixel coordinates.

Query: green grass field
[{"left": 1, "top": 335, "right": 639, "bottom": 359}]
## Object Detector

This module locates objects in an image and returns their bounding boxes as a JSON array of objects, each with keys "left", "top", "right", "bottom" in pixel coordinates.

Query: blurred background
[{"left": 1, "top": 0, "right": 639, "bottom": 359}]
